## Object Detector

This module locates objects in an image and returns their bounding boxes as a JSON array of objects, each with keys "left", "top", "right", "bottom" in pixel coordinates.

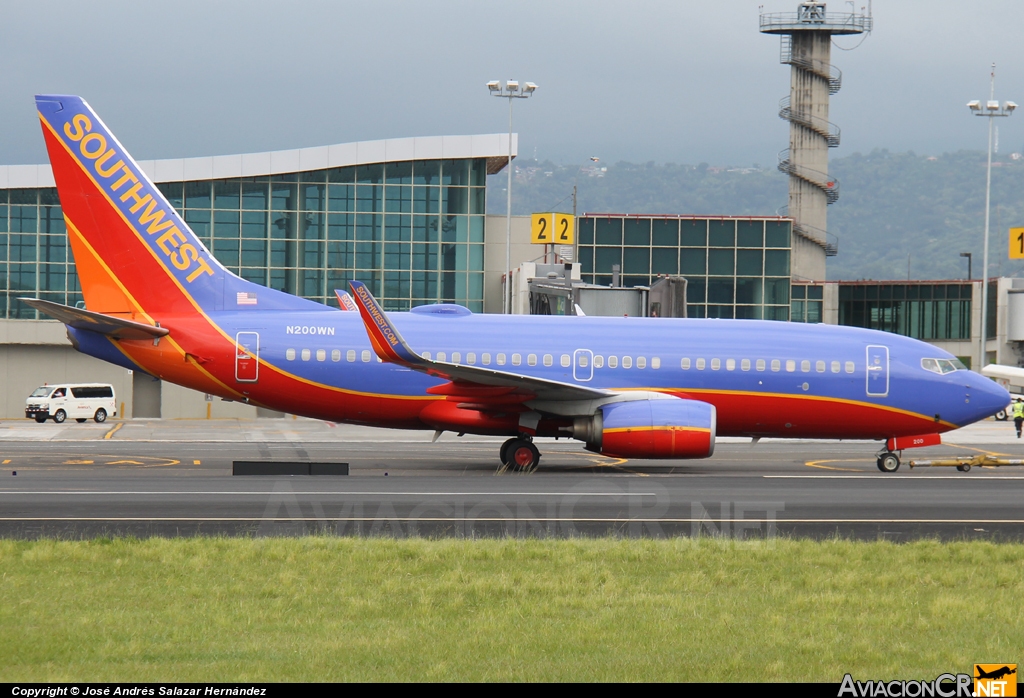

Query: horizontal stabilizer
[{"left": 20, "top": 298, "right": 170, "bottom": 340}]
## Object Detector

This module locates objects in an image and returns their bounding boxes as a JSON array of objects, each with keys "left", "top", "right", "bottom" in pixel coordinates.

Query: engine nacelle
[{"left": 573, "top": 397, "right": 716, "bottom": 459}]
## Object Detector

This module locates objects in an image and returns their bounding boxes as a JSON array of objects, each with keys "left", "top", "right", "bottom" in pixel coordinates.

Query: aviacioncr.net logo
[{"left": 838, "top": 673, "right": 973, "bottom": 698}]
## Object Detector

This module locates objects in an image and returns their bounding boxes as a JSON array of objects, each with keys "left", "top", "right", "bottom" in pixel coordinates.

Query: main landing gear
[
  {"left": 876, "top": 451, "right": 901, "bottom": 473},
  {"left": 500, "top": 436, "right": 541, "bottom": 473}
]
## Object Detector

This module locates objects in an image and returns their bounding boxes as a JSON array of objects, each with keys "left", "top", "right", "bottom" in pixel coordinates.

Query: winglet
[{"left": 348, "top": 281, "right": 424, "bottom": 366}]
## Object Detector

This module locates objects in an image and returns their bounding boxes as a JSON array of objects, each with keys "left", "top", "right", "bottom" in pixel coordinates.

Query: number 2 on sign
[
  {"left": 531, "top": 213, "right": 553, "bottom": 244},
  {"left": 1010, "top": 227, "right": 1024, "bottom": 260},
  {"left": 555, "top": 214, "right": 574, "bottom": 244}
]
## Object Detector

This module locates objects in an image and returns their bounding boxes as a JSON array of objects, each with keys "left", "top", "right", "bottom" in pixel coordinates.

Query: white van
[{"left": 25, "top": 384, "right": 117, "bottom": 424}]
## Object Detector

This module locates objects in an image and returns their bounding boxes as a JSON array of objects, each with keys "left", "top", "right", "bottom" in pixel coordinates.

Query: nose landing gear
[
  {"left": 876, "top": 451, "right": 901, "bottom": 472},
  {"left": 499, "top": 437, "right": 541, "bottom": 473}
]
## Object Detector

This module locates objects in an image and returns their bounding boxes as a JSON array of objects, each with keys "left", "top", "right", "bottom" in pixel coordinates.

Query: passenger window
[
  {"left": 756, "top": 359, "right": 765, "bottom": 371},
  {"left": 436, "top": 352, "right": 446, "bottom": 362},
  {"left": 316, "top": 349, "right": 326, "bottom": 362},
  {"left": 637, "top": 357, "right": 647, "bottom": 369},
  {"left": 452, "top": 352, "right": 461, "bottom": 363},
  {"left": 422, "top": 351, "right": 431, "bottom": 360},
  {"left": 301, "top": 349, "right": 311, "bottom": 361},
  {"left": 482, "top": 353, "right": 491, "bottom": 365},
  {"left": 801, "top": 360, "right": 810, "bottom": 373},
  {"left": 681, "top": 358, "right": 691, "bottom": 370},
  {"left": 609, "top": 356, "right": 619, "bottom": 368},
  {"left": 845, "top": 361, "right": 855, "bottom": 374},
  {"left": 528, "top": 354, "right": 537, "bottom": 366},
  {"left": 741, "top": 359, "right": 750, "bottom": 371},
  {"left": 816, "top": 360, "right": 825, "bottom": 373},
  {"left": 286, "top": 349, "right": 296, "bottom": 361},
  {"left": 561, "top": 354, "right": 571, "bottom": 367},
  {"left": 331, "top": 349, "right": 341, "bottom": 362},
  {"left": 579, "top": 355, "right": 589, "bottom": 367},
  {"left": 622, "top": 356, "right": 632, "bottom": 369},
  {"left": 467, "top": 353, "right": 476, "bottom": 365},
  {"left": 594, "top": 355, "right": 605, "bottom": 368},
  {"left": 771, "top": 359, "right": 781, "bottom": 372},
  {"left": 696, "top": 358, "right": 706, "bottom": 370},
  {"left": 831, "top": 360, "right": 840, "bottom": 373},
  {"left": 497, "top": 353, "right": 506, "bottom": 366},
  {"left": 726, "top": 359, "right": 735, "bottom": 371},
  {"left": 651, "top": 357, "right": 660, "bottom": 369},
  {"left": 543, "top": 354, "right": 553, "bottom": 367},
  {"left": 512, "top": 353, "right": 522, "bottom": 366},
  {"left": 786, "top": 360, "right": 796, "bottom": 372},
  {"left": 347, "top": 349, "right": 356, "bottom": 362},
  {"left": 711, "top": 358, "right": 720, "bottom": 371},
  {"left": 361, "top": 350, "right": 371, "bottom": 363}
]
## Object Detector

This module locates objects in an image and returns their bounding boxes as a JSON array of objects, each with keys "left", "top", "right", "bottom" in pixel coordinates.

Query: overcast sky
[{"left": 2, "top": 0, "right": 1023, "bottom": 168}]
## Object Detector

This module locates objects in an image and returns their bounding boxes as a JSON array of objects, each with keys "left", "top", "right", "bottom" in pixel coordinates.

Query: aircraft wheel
[
  {"left": 956, "top": 464, "right": 971, "bottom": 473},
  {"left": 94, "top": 408, "right": 107, "bottom": 423},
  {"left": 995, "top": 409, "right": 1008, "bottom": 421},
  {"left": 34, "top": 415, "right": 47, "bottom": 424},
  {"left": 76, "top": 419, "right": 87, "bottom": 423},
  {"left": 499, "top": 438, "right": 518, "bottom": 466},
  {"left": 877, "top": 452, "right": 900, "bottom": 473},
  {"left": 504, "top": 439, "right": 541, "bottom": 473},
  {"left": 53, "top": 409, "right": 66, "bottom": 424}
]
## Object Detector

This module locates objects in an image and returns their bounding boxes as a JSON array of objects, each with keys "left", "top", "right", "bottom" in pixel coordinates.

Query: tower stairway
[
  {"left": 779, "top": 96, "right": 841, "bottom": 147},
  {"left": 777, "top": 149, "right": 839, "bottom": 205},
  {"left": 780, "top": 35, "right": 842, "bottom": 94}
]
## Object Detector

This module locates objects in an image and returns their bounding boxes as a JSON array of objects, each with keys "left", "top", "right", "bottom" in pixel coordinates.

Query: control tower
[{"left": 760, "top": 2, "right": 871, "bottom": 281}]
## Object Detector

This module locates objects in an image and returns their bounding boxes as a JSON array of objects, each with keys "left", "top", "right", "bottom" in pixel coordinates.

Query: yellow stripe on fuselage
[{"left": 612, "top": 385, "right": 957, "bottom": 430}]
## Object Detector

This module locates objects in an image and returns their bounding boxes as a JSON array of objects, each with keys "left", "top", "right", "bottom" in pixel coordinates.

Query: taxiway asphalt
[{"left": 0, "top": 417, "right": 1022, "bottom": 540}]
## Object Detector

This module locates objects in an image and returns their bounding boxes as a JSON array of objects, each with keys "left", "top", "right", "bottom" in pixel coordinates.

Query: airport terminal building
[
  {"left": 0, "top": 133, "right": 516, "bottom": 419},
  {"left": 0, "top": 132, "right": 1018, "bottom": 419}
]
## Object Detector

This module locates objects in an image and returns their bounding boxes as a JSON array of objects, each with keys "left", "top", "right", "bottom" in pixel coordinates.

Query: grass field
[{"left": 0, "top": 537, "right": 1021, "bottom": 682}]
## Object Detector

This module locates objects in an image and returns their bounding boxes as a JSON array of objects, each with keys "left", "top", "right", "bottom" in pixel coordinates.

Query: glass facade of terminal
[
  {"left": 837, "top": 282, "right": 973, "bottom": 340},
  {"left": 0, "top": 158, "right": 488, "bottom": 318},
  {"left": 577, "top": 216, "right": 792, "bottom": 320},
  {"left": 791, "top": 283, "right": 823, "bottom": 323}
]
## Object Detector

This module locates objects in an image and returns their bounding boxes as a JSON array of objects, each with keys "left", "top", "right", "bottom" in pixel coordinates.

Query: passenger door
[
  {"left": 69, "top": 387, "right": 89, "bottom": 418},
  {"left": 866, "top": 345, "right": 889, "bottom": 397},
  {"left": 235, "top": 332, "right": 260, "bottom": 383}
]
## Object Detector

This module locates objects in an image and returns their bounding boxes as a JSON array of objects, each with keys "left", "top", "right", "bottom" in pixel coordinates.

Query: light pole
[
  {"left": 968, "top": 63, "right": 1016, "bottom": 368},
  {"left": 571, "top": 157, "right": 600, "bottom": 265},
  {"left": 488, "top": 79, "right": 537, "bottom": 314},
  {"left": 960, "top": 252, "right": 972, "bottom": 281}
]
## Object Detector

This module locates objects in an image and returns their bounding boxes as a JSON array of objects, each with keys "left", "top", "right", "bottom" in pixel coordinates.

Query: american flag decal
[{"left": 236, "top": 292, "right": 257, "bottom": 306}]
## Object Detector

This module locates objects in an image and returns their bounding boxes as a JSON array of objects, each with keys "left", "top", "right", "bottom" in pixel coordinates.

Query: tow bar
[{"left": 909, "top": 454, "right": 1024, "bottom": 473}]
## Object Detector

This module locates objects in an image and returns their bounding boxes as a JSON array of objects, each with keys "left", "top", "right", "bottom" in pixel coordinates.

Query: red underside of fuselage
[{"left": 666, "top": 390, "right": 947, "bottom": 440}]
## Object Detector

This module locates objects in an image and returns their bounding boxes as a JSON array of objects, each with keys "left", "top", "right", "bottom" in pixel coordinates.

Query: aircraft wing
[
  {"left": 347, "top": 281, "right": 611, "bottom": 403},
  {"left": 19, "top": 298, "right": 170, "bottom": 340}
]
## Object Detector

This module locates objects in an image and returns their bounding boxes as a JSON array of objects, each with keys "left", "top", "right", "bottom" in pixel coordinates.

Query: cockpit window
[{"left": 921, "top": 358, "right": 966, "bottom": 374}]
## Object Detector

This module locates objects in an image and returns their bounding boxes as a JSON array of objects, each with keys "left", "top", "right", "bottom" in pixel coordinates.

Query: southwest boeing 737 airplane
[{"left": 24, "top": 95, "right": 1010, "bottom": 472}]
